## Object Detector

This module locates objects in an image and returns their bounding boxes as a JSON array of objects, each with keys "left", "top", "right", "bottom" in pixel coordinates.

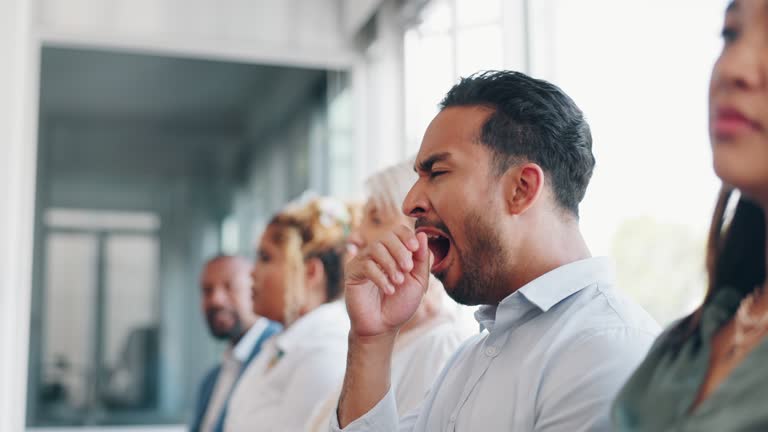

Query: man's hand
[
  {"left": 344, "top": 226, "right": 433, "bottom": 338},
  {"left": 337, "top": 226, "right": 433, "bottom": 428}
]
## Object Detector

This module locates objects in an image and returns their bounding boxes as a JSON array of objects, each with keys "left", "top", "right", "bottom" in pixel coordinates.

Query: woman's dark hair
[
  {"left": 306, "top": 248, "right": 345, "bottom": 301},
  {"left": 668, "top": 186, "right": 766, "bottom": 350}
]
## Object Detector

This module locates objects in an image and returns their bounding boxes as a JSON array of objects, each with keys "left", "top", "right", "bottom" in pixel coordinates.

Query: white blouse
[
  {"left": 304, "top": 314, "right": 468, "bottom": 432},
  {"left": 224, "top": 301, "right": 350, "bottom": 432}
]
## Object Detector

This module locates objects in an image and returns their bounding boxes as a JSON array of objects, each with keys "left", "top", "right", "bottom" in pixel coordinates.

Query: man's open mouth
[{"left": 417, "top": 227, "right": 453, "bottom": 273}]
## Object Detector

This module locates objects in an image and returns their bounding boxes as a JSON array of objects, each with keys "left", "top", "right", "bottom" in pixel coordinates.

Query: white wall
[
  {"left": 349, "top": 0, "right": 408, "bottom": 192},
  {"left": 0, "top": 0, "right": 37, "bottom": 430},
  {"left": 341, "top": 0, "right": 383, "bottom": 37}
]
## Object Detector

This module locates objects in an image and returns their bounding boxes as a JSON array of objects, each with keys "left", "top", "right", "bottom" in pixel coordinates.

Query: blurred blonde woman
[
  {"left": 305, "top": 160, "right": 470, "bottom": 432},
  {"left": 224, "top": 197, "right": 358, "bottom": 432}
]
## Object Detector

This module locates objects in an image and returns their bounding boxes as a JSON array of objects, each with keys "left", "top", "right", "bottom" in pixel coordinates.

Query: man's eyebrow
[{"left": 414, "top": 152, "right": 451, "bottom": 173}]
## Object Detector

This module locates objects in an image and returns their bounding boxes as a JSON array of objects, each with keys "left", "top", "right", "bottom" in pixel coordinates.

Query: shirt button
[{"left": 485, "top": 346, "right": 499, "bottom": 357}]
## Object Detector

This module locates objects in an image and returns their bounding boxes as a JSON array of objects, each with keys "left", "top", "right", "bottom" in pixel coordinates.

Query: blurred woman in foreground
[{"left": 612, "top": 1, "right": 768, "bottom": 429}]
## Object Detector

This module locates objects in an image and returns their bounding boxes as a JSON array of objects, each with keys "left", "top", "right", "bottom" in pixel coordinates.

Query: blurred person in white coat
[{"left": 304, "top": 160, "right": 470, "bottom": 432}]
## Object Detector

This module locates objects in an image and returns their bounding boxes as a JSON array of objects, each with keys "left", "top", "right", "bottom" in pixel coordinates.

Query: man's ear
[{"left": 501, "top": 163, "right": 545, "bottom": 215}]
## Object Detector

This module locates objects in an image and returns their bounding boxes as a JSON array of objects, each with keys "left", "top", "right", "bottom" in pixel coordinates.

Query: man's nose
[
  {"left": 208, "top": 285, "right": 230, "bottom": 306},
  {"left": 402, "top": 179, "right": 430, "bottom": 218}
]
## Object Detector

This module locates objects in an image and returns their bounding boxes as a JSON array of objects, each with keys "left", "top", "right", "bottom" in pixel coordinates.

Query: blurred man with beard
[{"left": 190, "top": 255, "right": 281, "bottom": 432}]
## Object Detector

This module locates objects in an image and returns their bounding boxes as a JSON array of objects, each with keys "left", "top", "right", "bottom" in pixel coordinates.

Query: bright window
[
  {"left": 405, "top": 0, "right": 730, "bottom": 325},
  {"left": 404, "top": 0, "right": 504, "bottom": 153},
  {"left": 528, "top": 0, "right": 728, "bottom": 324}
]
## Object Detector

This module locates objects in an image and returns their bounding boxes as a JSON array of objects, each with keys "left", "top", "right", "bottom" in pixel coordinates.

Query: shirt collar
[
  {"left": 475, "top": 257, "right": 616, "bottom": 333},
  {"left": 232, "top": 317, "right": 271, "bottom": 362},
  {"left": 275, "top": 300, "right": 349, "bottom": 353}
]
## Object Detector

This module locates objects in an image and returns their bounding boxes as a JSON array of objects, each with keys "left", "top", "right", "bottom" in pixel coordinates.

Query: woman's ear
[
  {"left": 501, "top": 162, "right": 545, "bottom": 215},
  {"left": 304, "top": 257, "right": 328, "bottom": 303}
]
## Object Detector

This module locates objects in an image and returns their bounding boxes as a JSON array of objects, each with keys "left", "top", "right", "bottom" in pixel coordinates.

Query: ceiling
[{"left": 39, "top": 46, "right": 326, "bottom": 127}]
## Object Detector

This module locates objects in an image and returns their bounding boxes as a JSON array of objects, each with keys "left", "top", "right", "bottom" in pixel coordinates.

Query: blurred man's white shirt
[{"left": 200, "top": 318, "right": 270, "bottom": 432}]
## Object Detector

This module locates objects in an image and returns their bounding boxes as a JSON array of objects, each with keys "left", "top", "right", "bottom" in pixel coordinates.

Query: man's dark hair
[{"left": 440, "top": 70, "right": 594, "bottom": 217}]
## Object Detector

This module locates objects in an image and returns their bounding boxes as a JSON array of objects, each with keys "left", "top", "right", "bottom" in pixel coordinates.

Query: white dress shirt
[
  {"left": 225, "top": 301, "right": 350, "bottom": 432},
  {"left": 200, "top": 318, "right": 271, "bottom": 432},
  {"left": 332, "top": 257, "right": 661, "bottom": 432},
  {"left": 305, "top": 315, "right": 469, "bottom": 432}
]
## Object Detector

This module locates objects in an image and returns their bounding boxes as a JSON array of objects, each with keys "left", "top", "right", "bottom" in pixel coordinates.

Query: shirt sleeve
[
  {"left": 533, "top": 327, "right": 657, "bottom": 432},
  {"left": 329, "top": 387, "right": 420, "bottom": 432},
  {"left": 393, "top": 327, "right": 464, "bottom": 415}
]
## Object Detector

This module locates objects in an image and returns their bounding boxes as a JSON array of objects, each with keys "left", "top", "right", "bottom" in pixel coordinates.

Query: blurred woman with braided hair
[{"left": 224, "top": 197, "right": 359, "bottom": 432}]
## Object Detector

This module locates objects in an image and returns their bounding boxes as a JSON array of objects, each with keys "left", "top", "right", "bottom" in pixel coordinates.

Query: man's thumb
[{"left": 413, "top": 232, "right": 432, "bottom": 284}]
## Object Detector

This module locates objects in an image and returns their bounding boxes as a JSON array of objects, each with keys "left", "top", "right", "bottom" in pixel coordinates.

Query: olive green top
[{"left": 612, "top": 287, "right": 768, "bottom": 431}]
